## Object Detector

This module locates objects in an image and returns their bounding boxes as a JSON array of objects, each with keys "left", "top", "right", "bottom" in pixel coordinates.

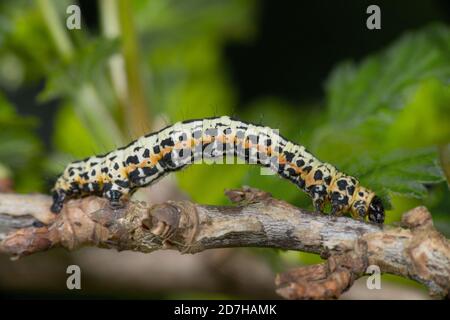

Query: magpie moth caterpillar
[{"left": 51, "top": 116, "right": 384, "bottom": 223}]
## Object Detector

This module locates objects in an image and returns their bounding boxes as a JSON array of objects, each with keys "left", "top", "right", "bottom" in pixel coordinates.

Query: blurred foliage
[
  {"left": 0, "top": 92, "right": 43, "bottom": 191},
  {"left": 0, "top": 0, "right": 449, "bottom": 296},
  {"left": 312, "top": 25, "right": 448, "bottom": 206}
]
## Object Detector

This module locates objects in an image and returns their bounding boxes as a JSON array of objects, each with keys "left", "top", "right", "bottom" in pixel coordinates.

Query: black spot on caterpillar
[{"left": 51, "top": 116, "right": 384, "bottom": 224}]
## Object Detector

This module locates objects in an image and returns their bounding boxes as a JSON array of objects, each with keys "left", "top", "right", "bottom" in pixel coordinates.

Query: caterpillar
[{"left": 51, "top": 116, "right": 385, "bottom": 224}]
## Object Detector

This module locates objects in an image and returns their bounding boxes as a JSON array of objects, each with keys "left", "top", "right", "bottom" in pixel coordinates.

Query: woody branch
[{"left": 0, "top": 187, "right": 449, "bottom": 299}]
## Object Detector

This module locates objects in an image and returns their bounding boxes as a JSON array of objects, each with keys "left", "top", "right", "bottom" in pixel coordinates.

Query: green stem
[
  {"left": 37, "top": 0, "right": 74, "bottom": 60},
  {"left": 99, "top": 0, "right": 129, "bottom": 120},
  {"left": 118, "top": 0, "right": 152, "bottom": 137}
]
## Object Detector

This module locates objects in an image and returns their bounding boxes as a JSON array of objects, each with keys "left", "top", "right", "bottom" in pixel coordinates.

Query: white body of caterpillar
[{"left": 51, "top": 116, "right": 384, "bottom": 223}]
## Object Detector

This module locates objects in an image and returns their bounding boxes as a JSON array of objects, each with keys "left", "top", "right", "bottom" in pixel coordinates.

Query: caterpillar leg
[
  {"left": 309, "top": 185, "right": 327, "bottom": 213},
  {"left": 330, "top": 204, "right": 345, "bottom": 217},
  {"left": 103, "top": 184, "right": 129, "bottom": 209},
  {"left": 50, "top": 190, "right": 66, "bottom": 214},
  {"left": 330, "top": 191, "right": 347, "bottom": 217}
]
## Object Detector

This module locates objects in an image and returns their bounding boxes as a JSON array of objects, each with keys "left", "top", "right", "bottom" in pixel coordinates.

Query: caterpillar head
[
  {"left": 367, "top": 195, "right": 384, "bottom": 224},
  {"left": 351, "top": 187, "right": 385, "bottom": 224},
  {"left": 50, "top": 189, "right": 66, "bottom": 213},
  {"left": 51, "top": 174, "right": 70, "bottom": 213}
]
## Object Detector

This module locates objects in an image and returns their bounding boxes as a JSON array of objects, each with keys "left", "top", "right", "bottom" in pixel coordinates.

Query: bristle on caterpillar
[{"left": 51, "top": 116, "right": 385, "bottom": 224}]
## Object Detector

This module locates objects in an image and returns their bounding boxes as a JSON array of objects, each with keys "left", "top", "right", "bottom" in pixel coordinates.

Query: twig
[{"left": 0, "top": 187, "right": 449, "bottom": 299}]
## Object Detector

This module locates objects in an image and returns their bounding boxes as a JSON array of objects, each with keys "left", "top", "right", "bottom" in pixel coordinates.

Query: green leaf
[
  {"left": 387, "top": 78, "right": 450, "bottom": 148},
  {"left": 39, "top": 37, "right": 120, "bottom": 101},
  {"left": 309, "top": 24, "right": 449, "bottom": 210},
  {"left": 347, "top": 148, "right": 444, "bottom": 206},
  {"left": 325, "top": 23, "right": 450, "bottom": 123}
]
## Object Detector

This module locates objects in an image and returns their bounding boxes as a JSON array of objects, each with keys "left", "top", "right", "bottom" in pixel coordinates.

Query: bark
[{"left": 0, "top": 187, "right": 449, "bottom": 299}]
